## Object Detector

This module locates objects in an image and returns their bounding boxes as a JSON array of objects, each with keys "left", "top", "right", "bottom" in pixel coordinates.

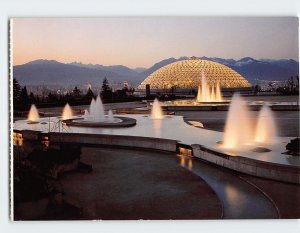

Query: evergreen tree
[
  {"left": 254, "top": 85, "right": 261, "bottom": 95},
  {"left": 48, "top": 92, "right": 59, "bottom": 102},
  {"left": 85, "top": 87, "right": 94, "bottom": 98},
  {"left": 101, "top": 77, "right": 112, "bottom": 99},
  {"left": 13, "top": 78, "right": 21, "bottom": 104},
  {"left": 73, "top": 86, "right": 81, "bottom": 97},
  {"left": 101, "top": 77, "right": 110, "bottom": 92},
  {"left": 20, "top": 86, "right": 29, "bottom": 106},
  {"left": 29, "top": 92, "right": 35, "bottom": 104}
]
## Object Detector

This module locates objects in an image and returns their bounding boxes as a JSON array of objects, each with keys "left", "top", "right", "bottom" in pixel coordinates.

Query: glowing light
[
  {"left": 188, "top": 159, "right": 193, "bottom": 170},
  {"left": 196, "top": 85, "right": 201, "bottom": 102},
  {"left": 61, "top": 103, "right": 73, "bottom": 120},
  {"left": 151, "top": 98, "right": 164, "bottom": 119},
  {"left": 211, "top": 86, "right": 216, "bottom": 101},
  {"left": 13, "top": 132, "right": 23, "bottom": 146},
  {"left": 28, "top": 104, "right": 40, "bottom": 121},
  {"left": 254, "top": 105, "right": 277, "bottom": 144},
  {"left": 216, "top": 82, "right": 222, "bottom": 101},
  {"left": 139, "top": 57, "right": 250, "bottom": 90},
  {"left": 196, "top": 72, "right": 223, "bottom": 102},
  {"left": 223, "top": 93, "right": 254, "bottom": 149},
  {"left": 180, "top": 157, "right": 185, "bottom": 167}
]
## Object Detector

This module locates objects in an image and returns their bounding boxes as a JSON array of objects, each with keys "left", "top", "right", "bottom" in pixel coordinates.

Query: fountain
[
  {"left": 61, "top": 103, "right": 73, "bottom": 120},
  {"left": 254, "top": 104, "right": 277, "bottom": 144},
  {"left": 88, "top": 98, "right": 96, "bottom": 119},
  {"left": 211, "top": 86, "right": 216, "bottom": 101},
  {"left": 196, "top": 85, "right": 201, "bottom": 102},
  {"left": 151, "top": 98, "right": 164, "bottom": 119},
  {"left": 150, "top": 98, "right": 164, "bottom": 137},
  {"left": 63, "top": 95, "right": 136, "bottom": 127},
  {"left": 216, "top": 82, "right": 222, "bottom": 102},
  {"left": 196, "top": 72, "right": 223, "bottom": 102},
  {"left": 107, "top": 110, "right": 114, "bottom": 123},
  {"left": 223, "top": 93, "right": 254, "bottom": 149},
  {"left": 86, "top": 95, "right": 105, "bottom": 122},
  {"left": 84, "top": 109, "right": 89, "bottom": 119},
  {"left": 83, "top": 95, "right": 106, "bottom": 122},
  {"left": 28, "top": 104, "right": 40, "bottom": 122}
]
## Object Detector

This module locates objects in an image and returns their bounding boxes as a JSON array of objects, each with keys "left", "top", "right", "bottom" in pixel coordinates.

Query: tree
[
  {"left": 48, "top": 92, "right": 59, "bottom": 102},
  {"left": 72, "top": 86, "right": 81, "bottom": 97},
  {"left": 289, "top": 76, "right": 295, "bottom": 91},
  {"left": 254, "top": 85, "right": 261, "bottom": 95},
  {"left": 125, "top": 87, "right": 135, "bottom": 96},
  {"left": 122, "top": 85, "right": 128, "bottom": 92},
  {"left": 20, "top": 86, "right": 29, "bottom": 106},
  {"left": 101, "top": 77, "right": 112, "bottom": 99},
  {"left": 101, "top": 77, "right": 110, "bottom": 92},
  {"left": 29, "top": 92, "right": 35, "bottom": 104},
  {"left": 85, "top": 87, "right": 94, "bottom": 99},
  {"left": 13, "top": 78, "right": 21, "bottom": 104}
]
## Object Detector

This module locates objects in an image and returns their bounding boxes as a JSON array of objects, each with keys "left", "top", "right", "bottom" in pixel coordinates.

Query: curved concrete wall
[
  {"left": 48, "top": 132, "right": 178, "bottom": 152},
  {"left": 192, "top": 144, "right": 300, "bottom": 184},
  {"left": 164, "top": 104, "right": 299, "bottom": 111},
  {"left": 16, "top": 129, "right": 300, "bottom": 184}
]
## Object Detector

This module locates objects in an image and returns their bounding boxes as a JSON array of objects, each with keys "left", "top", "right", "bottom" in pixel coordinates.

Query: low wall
[
  {"left": 15, "top": 129, "right": 299, "bottom": 183},
  {"left": 164, "top": 104, "right": 299, "bottom": 111},
  {"left": 192, "top": 144, "right": 300, "bottom": 184},
  {"left": 271, "top": 105, "right": 299, "bottom": 111},
  {"left": 48, "top": 133, "right": 178, "bottom": 152},
  {"left": 21, "top": 130, "right": 42, "bottom": 141},
  {"left": 164, "top": 106, "right": 228, "bottom": 111}
]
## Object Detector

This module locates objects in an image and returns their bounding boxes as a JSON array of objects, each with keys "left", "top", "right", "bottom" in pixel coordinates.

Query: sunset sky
[{"left": 12, "top": 17, "right": 298, "bottom": 68}]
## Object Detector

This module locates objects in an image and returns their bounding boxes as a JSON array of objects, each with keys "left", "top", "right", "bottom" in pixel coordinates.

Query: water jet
[
  {"left": 254, "top": 104, "right": 277, "bottom": 144},
  {"left": 151, "top": 98, "right": 164, "bottom": 119},
  {"left": 223, "top": 93, "right": 254, "bottom": 149},
  {"left": 62, "top": 103, "right": 73, "bottom": 120},
  {"left": 196, "top": 72, "right": 223, "bottom": 103},
  {"left": 28, "top": 104, "right": 40, "bottom": 122}
]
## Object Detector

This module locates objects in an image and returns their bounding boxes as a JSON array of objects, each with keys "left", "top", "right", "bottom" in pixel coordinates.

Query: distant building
[{"left": 137, "top": 57, "right": 251, "bottom": 95}]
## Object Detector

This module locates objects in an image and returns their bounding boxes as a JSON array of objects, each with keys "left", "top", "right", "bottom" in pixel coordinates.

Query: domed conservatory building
[{"left": 137, "top": 57, "right": 251, "bottom": 95}]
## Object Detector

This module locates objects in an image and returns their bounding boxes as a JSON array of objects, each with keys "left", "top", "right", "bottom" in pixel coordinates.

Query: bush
[{"left": 286, "top": 138, "right": 300, "bottom": 156}]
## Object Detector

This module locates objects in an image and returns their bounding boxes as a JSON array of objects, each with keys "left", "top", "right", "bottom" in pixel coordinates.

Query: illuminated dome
[{"left": 138, "top": 57, "right": 251, "bottom": 90}]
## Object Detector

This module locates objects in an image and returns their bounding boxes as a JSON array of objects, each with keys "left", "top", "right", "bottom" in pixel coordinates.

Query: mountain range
[{"left": 13, "top": 57, "right": 299, "bottom": 87}]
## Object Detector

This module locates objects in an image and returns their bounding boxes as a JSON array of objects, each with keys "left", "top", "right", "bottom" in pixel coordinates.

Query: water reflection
[
  {"left": 152, "top": 119, "right": 162, "bottom": 138},
  {"left": 177, "top": 155, "right": 193, "bottom": 170},
  {"left": 188, "top": 159, "right": 193, "bottom": 170},
  {"left": 224, "top": 183, "right": 239, "bottom": 203},
  {"left": 180, "top": 157, "right": 185, "bottom": 167},
  {"left": 13, "top": 132, "right": 23, "bottom": 146},
  {"left": 29, "top": 123, "right": 38, "bottom": 131}
]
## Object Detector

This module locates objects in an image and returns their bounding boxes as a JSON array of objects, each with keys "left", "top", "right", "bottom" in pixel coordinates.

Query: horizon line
[{"left": 13, "top": 56, "right": 300, "bottom": 68}]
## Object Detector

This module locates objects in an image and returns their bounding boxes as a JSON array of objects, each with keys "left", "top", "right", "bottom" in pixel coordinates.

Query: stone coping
[
  {"left": 191, "top": 144, "right": 300, "bottom": 184},
  {"left": 14, "top": 128, "right": 299, "bottom": 183},
  {"left": 63, "top": 116, "right": 136, "bottom": 128},
  {"left": 13, "top": 114, "right": 298, "bottom": 167},
  {"left": 163, "top": 105, "right": 299, "bottom": 111},
  {"left": 15, "top": 130, "right": 178, "bottom": 153}
]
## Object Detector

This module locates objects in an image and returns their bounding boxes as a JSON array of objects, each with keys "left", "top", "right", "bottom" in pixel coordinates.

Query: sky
[{"left": 12, "top": 17, "right": 299, "bottom": 68}]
